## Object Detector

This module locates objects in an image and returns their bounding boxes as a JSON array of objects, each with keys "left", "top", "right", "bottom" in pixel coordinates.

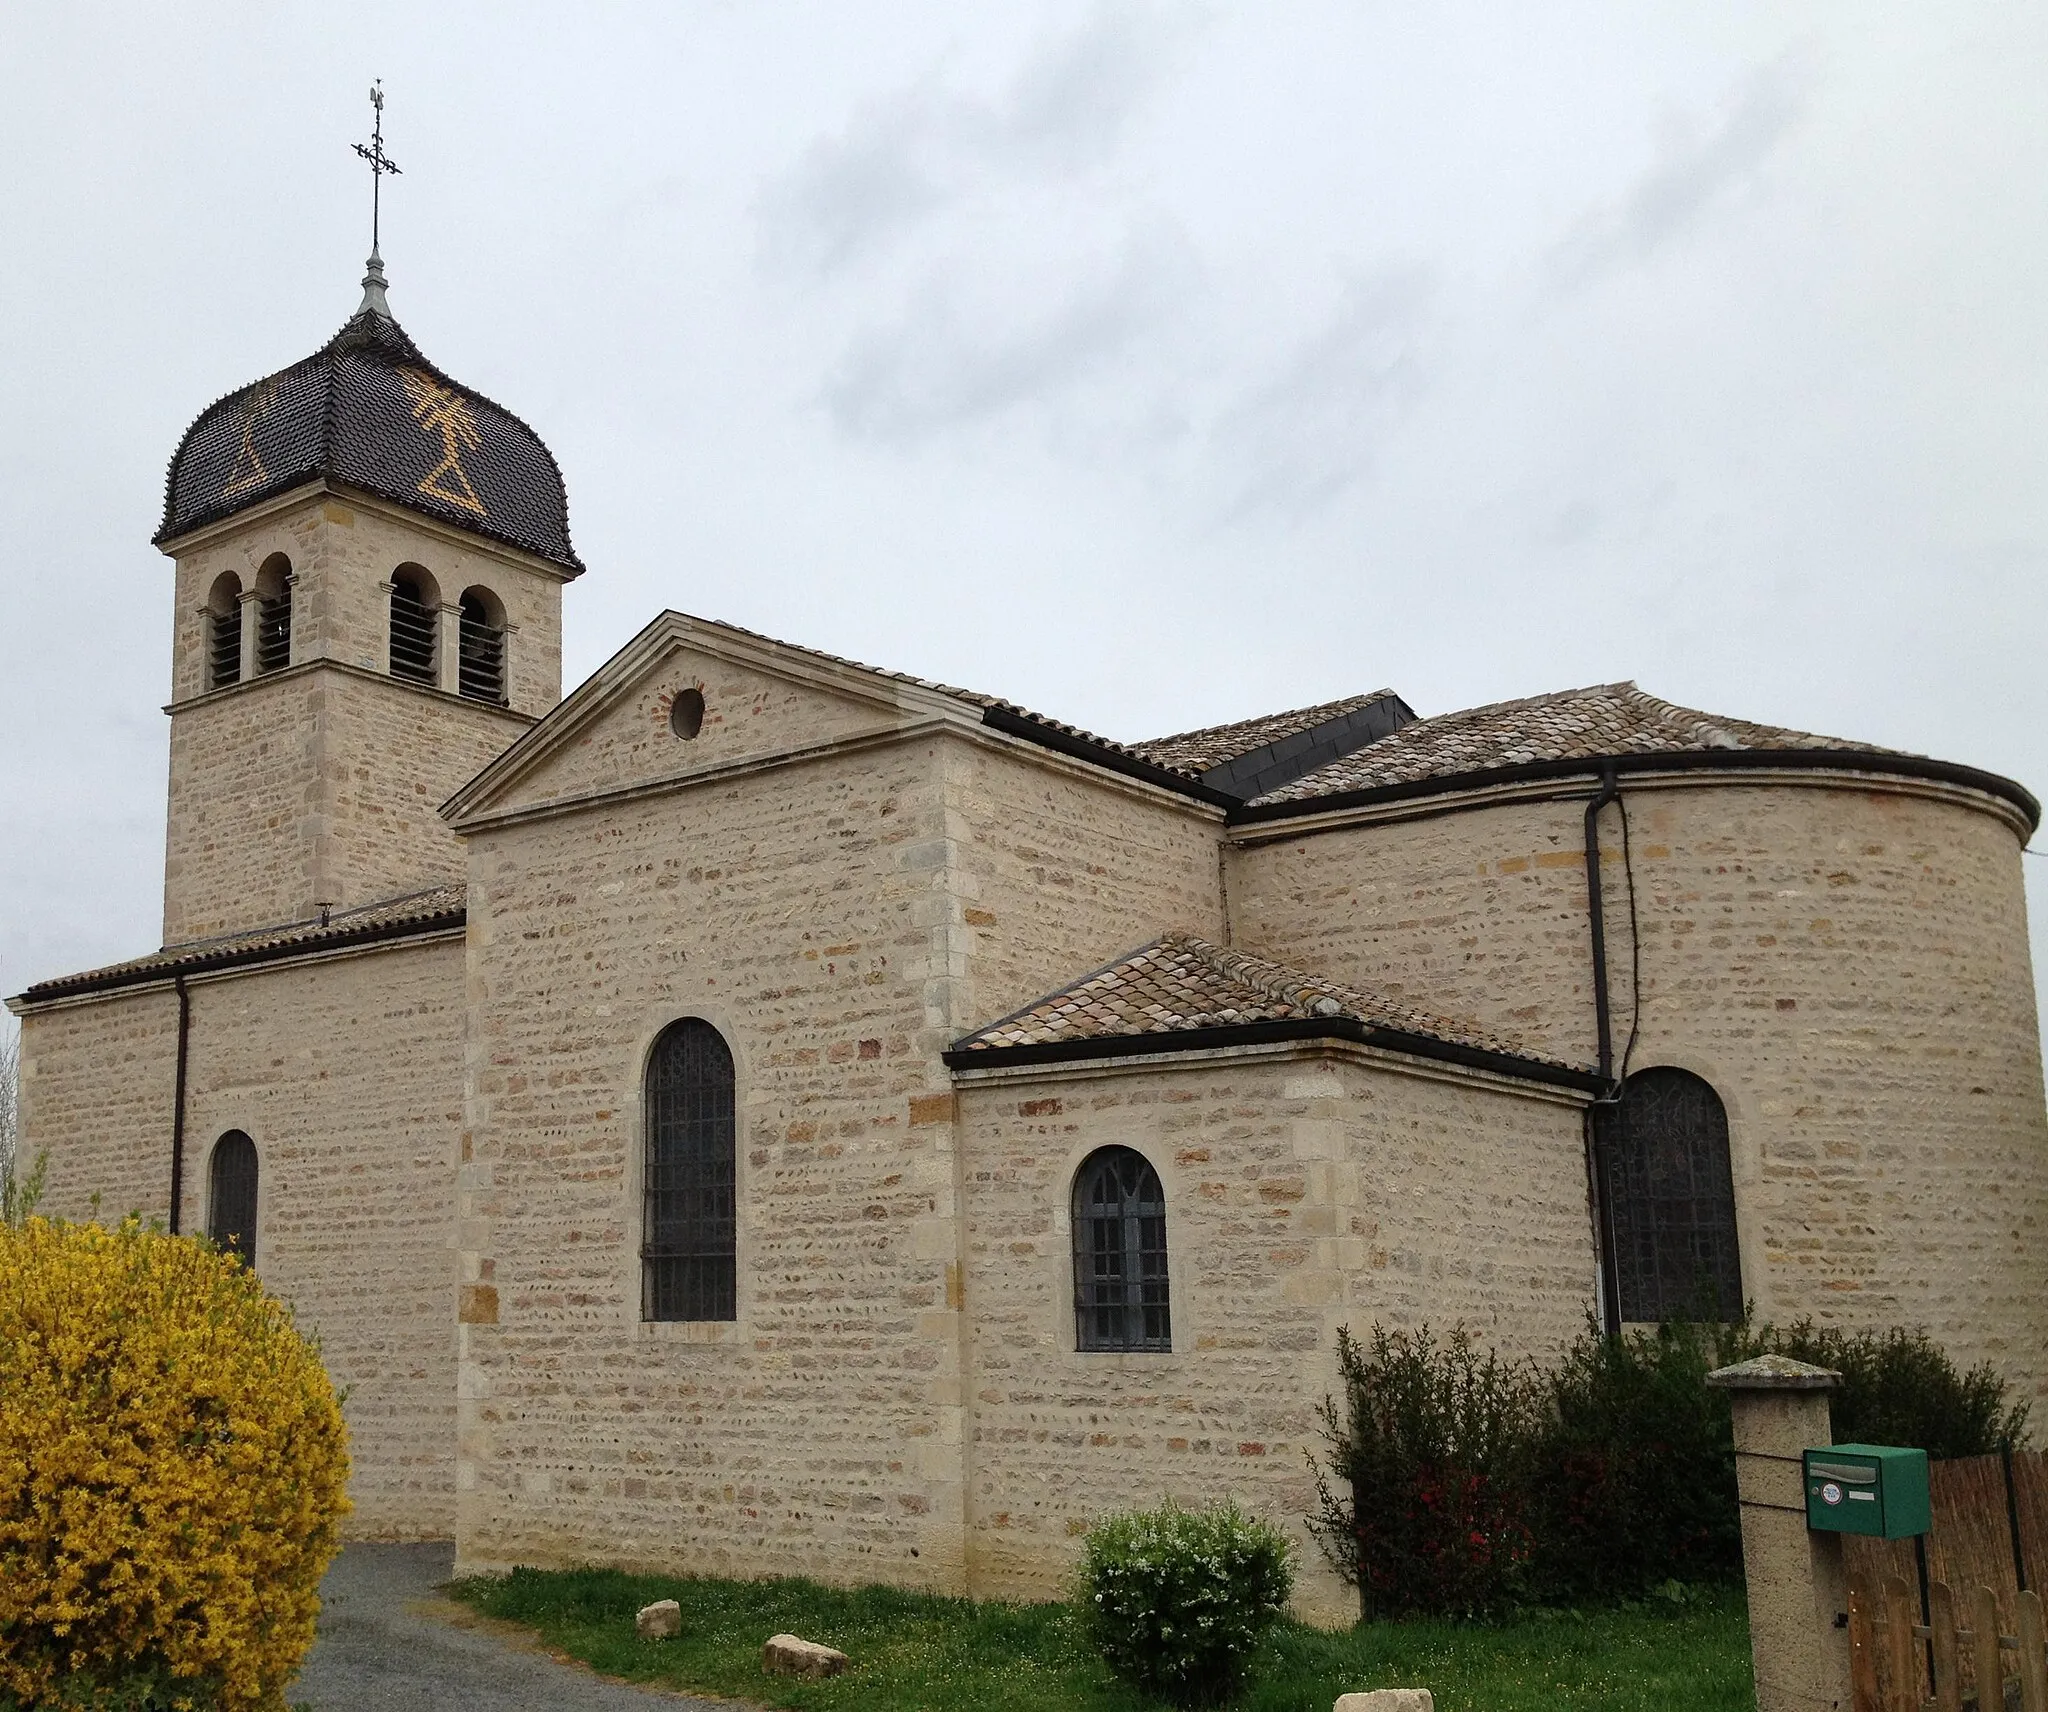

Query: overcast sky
[{"left": 4, "top": 3, "right": 2046, "bottom": 1037}]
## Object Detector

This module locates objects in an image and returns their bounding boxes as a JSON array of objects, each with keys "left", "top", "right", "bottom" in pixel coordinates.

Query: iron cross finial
[{"left": 352, "top": 80, "right": 402, "bottom": 256}]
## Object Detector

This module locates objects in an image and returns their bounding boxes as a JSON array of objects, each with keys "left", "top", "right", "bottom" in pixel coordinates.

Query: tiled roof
[
  {"left": 1129, "top": 692, "right": 1400, "bottom": 773},
  {"left": 1250, "top": 682, "right": 1885, "bottom": 806},
  {"left": 156, "top": 308, "right": 582, "bottom": 575},
  {"left": 950, "top": 932, "right": 1574, "bottom": 1071},
  {"left": 13, "top": 883, "right": 467, "bottom": 1005}
]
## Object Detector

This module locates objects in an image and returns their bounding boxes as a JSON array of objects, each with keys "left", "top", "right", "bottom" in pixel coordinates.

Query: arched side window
[
  {"left": 253, "top": 553, "right": 292, "bottom": 675},
  {"left": 1596, "top": 1067, "right": 1742, "bottom": 1322},
  {"left": 457, "top": 586, "right": 507, "bottom": 704},
  {"left": 389, "top": 565, "right": 439, "bottom": 686},
  {"left": 208, "top": 1131, "right": 259, "bottom": 1268},
  {"left": 1072, "top": 1146, "right": 1172, "bottom": 1352},
  {"left": 643, "top": 1020, "right": 737, "bottom": 1322},
  {"left": 206, "top": 572, "right": 243, "bottom": 689}
]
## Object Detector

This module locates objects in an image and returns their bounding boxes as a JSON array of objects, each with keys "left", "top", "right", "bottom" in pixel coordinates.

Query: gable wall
[
  {"left": 1229, "top": 780, "right": 2048, "bottom": 1401},
  {"left": 455, "top": 736, "right": 978, "bottom": 1589},
  {"left": 956, "top": 1049, "right": 1592, "bottom": 1622},
  {"left": 494, "top": 643, "right": 897, "bottom": 813}
]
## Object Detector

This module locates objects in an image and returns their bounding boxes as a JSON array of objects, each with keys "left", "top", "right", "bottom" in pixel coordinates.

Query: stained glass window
[
  {"left": 643, "top": 1020, "right": 737, "bottom": 1322},
  {"left": 209, "top": 1130, "right": 259, "bottom": 1268},
  {"left": 1597, "top": 1067, "right": 1743, "bottom": 1322}
]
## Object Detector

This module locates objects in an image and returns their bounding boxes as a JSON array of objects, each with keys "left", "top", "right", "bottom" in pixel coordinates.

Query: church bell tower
[{"left": 154, "top": 109, "right": 582, "bottom": 944}]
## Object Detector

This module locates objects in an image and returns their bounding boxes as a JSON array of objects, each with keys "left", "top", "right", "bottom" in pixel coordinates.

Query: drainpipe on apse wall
[
  {"left": 169, "top": 975, "right": 190, "bottom": 1234},
  {"left": 1582, "top": 762, "right": 1622, "bottom": 1330}
]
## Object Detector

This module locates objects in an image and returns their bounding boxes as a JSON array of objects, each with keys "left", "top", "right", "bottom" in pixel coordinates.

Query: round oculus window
[{"left": 670, "top": 686, "right": 706, "bottom": 740}]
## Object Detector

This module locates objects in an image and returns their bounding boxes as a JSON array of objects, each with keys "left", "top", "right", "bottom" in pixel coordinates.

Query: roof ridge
[
  {"left": 1164, "top": 932, "right": 1348, "bottom": 1017},
  {"left": 1137, "top": 690, "right": 1393, "bottom": 752}
]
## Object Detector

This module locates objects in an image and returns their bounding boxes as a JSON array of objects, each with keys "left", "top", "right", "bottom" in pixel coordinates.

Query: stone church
[{"left": 13, "top": 254, "right": 2047, "bottom": 1622}]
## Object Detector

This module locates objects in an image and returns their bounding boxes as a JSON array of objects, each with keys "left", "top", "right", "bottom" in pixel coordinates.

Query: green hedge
[{"left": 1311, "top": 1315, "right": 2027, "bottom": 1617}]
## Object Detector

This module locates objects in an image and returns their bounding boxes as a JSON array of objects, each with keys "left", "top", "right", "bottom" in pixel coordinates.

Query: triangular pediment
[{"left": 443, "top": 612, "right": 985, "bottom": 826}]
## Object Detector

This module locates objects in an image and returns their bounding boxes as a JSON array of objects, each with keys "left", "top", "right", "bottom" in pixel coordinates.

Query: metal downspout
[
  {"left": 1582, "top": 763, "right": 1622, "bottom": 1329},
  {"left": 170, "top": 975, "right": 190, "bottom": 1233}
]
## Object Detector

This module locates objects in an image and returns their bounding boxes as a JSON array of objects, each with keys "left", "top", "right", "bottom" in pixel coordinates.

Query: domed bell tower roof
[{"left": 154, "top": 256, "right": 583, "bottom": 576}]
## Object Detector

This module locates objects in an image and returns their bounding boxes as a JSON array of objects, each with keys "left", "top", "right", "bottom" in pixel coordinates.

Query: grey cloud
[
  {"left": 1204, "top": 268, "right": 1436, "bottom": 523},
  {"left": 757, "top": 5, "right": 1186, "bottom": 281},
  {"left": 823, "top": 221, "right": 1198, "bottom": 442},
  {"left": 1551, "top": 58, "right": 1810, "bottom": 288}
]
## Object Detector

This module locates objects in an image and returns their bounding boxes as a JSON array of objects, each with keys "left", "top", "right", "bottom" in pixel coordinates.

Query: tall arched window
[
  {"left": 253, "top": 553, "right": 292, "bottom": 675},
  {"left": 1596, "top": 1067, "right": 1742, "bottom": 1322},
  {"left": 206, "top": 572, "right": 243, "bottom": 689},
  {"left": 389, "top": 565, "right": 438, "bottom": 685},
  {"left": 208, "top": 1131, "right": 259, "bottom": 1267},
  {"left": 457, "top": 586, "right": 507, "bottom": 704},
  {"left": 1072, "top": 1146, "right": 1172, "bottom": 1352},
  {"left": 643, "top": 1020, "right": 737, "bottom": 1322}
]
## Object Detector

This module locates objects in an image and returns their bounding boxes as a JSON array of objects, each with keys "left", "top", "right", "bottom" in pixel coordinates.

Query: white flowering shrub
[{"left": 1079, "top": 1499, "right": 1293, "bottom": 1705}]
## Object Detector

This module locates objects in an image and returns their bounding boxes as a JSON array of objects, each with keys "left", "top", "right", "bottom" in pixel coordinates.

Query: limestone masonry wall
[
  {"left": 1230, "top": 780, "right": 2048, "bottom": 1399},
  {"left": 15, "top": 939, "right": 465, "bottom": 1539},
  {"left": 957, "top": 1048, "right": 1593, "bottom": 1623},
  {"left": 501, "top": 645, "right": 897, "bottom": 813},
  {"left": 16, "top": 988, "right": 183, "bottom": 1225},
  {"left": 457, "top": 736, "right": 971, "bottom": 1589},
  {"left": 950, "top": 741, "right": 1225, "bottom": 1031}
]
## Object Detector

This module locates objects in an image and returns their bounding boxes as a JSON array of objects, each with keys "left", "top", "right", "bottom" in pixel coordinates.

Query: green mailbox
[{"left": 1802, "top": 1444, "right": 1931, "bottom": 1540}]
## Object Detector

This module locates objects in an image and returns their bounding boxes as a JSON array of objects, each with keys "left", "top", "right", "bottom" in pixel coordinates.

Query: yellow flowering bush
[{"left": 0, "top": 1217, "right": 350, "bottom": 1711}]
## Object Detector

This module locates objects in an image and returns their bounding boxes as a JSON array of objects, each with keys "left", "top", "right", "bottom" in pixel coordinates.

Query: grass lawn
[{"left": 446, "top": 1567, "right": 1754, "bottom": 1712}]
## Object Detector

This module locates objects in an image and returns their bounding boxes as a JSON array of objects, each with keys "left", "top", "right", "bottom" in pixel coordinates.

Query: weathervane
[
  {"left": 353, "top": 81, "right": 402, "bottom": 254},
  {"left": 351, "top": 82, "right": 401, "bottom": 316}
]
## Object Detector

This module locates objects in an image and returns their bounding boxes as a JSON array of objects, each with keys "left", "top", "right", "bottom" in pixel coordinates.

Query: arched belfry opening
[
  {"left": 205, "top": 572, "right": 243, "bottom": 689},
  {"left": 458, "top": 586, "right": 507, "bottom": 704},
  {"left": 389, "top": 565, "right": 439, "bottom": 686},
  {"left": 253, "top": 553, "right": 292, "bottom": 675}
]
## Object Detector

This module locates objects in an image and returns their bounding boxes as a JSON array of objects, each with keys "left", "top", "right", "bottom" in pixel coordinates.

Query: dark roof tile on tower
[
  {"left": 156, "top": 304, "right": 581, "bottom": 574},
  {"left": 1128, "top": 692, "right": 1403, "bottom": 773}
]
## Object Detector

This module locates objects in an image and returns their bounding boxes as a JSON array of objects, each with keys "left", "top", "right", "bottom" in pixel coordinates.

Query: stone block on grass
[
  {"left": 763, "top": 1633, "right": 848, "bottom": 1677},
  {"left": 1334, "top": 1692, "right": 1433, "bottom": 1712},
  {"left": 635, "top": 1599, "right": 681, "bottom": 1640}
]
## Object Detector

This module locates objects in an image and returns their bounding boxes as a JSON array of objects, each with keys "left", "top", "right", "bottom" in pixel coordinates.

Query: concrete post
[{"left": 1708, "top": 1355, "right": 1850, "bottom": 1712}]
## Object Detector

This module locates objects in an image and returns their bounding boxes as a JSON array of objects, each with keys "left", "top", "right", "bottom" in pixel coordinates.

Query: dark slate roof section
[
  {"left": 1194, "top": 692, "right": 1415, "bottom": 800},
  {"left": 155, "top": 308, "right": 582, "bottom": 575},
  {"left": 11, "top": 884, "right": 467, "bottom": 1007},
  {"left": 944, "top": 932, "right": 1596, "bottom": 1090},
  {"left": 1131, "top": 692, "right": 1404, "bottom": 773}
]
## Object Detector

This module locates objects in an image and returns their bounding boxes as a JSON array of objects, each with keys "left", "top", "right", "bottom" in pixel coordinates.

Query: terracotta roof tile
[
  {"left": 1251, "top": 682, "right": 1887, "bottom": 805},
  {"left": 952, "top": 932, "right": 1573, "bottom": 1069},
  {"left": 15, "top": 883, "right": 467, "bottom": 1004}
]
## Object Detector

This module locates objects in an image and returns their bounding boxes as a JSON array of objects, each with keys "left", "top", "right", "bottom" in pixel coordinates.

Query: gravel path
[{"left": 292, "top": 1542, "right": 741, "bottom": 1712}]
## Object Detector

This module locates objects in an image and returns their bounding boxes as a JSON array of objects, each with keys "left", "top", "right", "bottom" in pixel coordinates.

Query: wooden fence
[
  {"left": 1847, "top": 1575, "right": 2046, "bottom": 1711},
  {"left": 1845, "top": 1450, "right": 2048, "bottom": 1641}
]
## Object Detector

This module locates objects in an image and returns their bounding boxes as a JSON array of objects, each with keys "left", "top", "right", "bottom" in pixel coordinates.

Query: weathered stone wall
[
  {"left": 956, "top": 1046, "right": 1593, "bottom": 1622},
  {"left": 456, "top": 734, "right": 971, "bottom": 1588},
  {"left": 1229, "top": 778, "right": 2048, "bottom": 1398},
  {"left": 13, "top": 937, "right": 465, "bottom": 1538},
  {"left": 161, "top": 492, "right": 558, "bottom": 943},
  {"left": 949, "top": 740, "right": 1225, "bottom": 1030},
  {"left": 15, "top": 987, "right": 183, "bottom": 1225},
  {"left": 168, "top": 493, "right": 563, "bottom": 715}
]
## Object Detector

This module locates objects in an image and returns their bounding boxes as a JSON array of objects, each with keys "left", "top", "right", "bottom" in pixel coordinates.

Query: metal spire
[{"left": 352, "top": 81, "right": 402, "bottom": 317}]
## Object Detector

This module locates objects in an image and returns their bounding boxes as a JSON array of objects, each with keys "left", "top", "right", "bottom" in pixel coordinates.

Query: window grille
[
  {"left": 457, "top": 594, "right": 506, "bottom": 703},
  {"left": 643, "top": 1020, "right": 737, "bottom": 1321},
  {"left": 389, "top": 581, "right": 437, "bottom": 684},
  {"left": 1596, "top": 1067, "right": 1743, "bottom": 1322},
  {"left": 255, "top": 593, "right": 291, "bottom": 674},
  {"left": 208, "top": 1131, "right": 259, "bottom": 1268},
  {"left": 209, "top": 610, "right": 241, "bottom": 689},
  {"left": 1072, "top": 1146, "right": 1172, "bottom": 1352}
]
